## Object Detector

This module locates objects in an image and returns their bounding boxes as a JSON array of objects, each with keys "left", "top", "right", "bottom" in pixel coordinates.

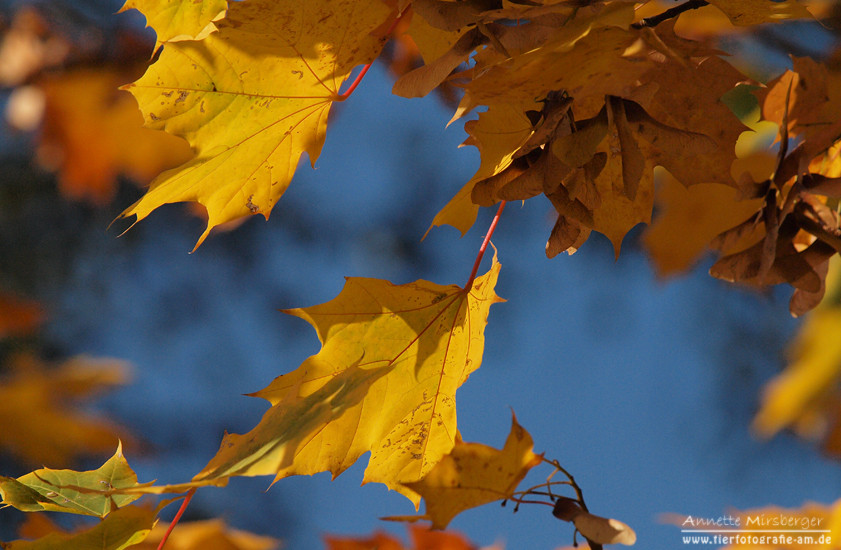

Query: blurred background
[{"left": 1, "top": 1, "right": 841, "bottom": 548}]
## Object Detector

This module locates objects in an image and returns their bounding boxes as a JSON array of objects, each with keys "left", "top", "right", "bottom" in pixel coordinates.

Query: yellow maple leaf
[
  {"left": 643, "top": 173, "right": 763, "bottom": 276},
  {"left": 456, "top": 7, "right": 647, "bottom": 120},
  {"left": 119, "top": 0, "right": 392, "bottom": 248},
  {"left": 428, "top": 102, "right": 535, "bottom": 237},
  {"left": 195, "top": 258, "right": 503, "bottom": 506},
  {"left": 120, "top": 0, "right": 227, "bottom": 52},
  {"left": 386, "top": 414, "right": 542, "bottom": 529},
  {"left": 753, "top": 259, "right": 841, "bottom": 440},
  {"left": 1, "top": 505, "right": 157, "bottom": 550},
  {"left": 134, "top": 518, "right": 278, "bottom": 550}
]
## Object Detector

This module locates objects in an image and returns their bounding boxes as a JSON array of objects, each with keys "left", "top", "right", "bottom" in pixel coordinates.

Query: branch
[{"left": 631, "top": 0, "right": 709, "bottom": 29}]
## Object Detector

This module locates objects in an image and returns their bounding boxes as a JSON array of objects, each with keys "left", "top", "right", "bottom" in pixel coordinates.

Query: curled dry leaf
[{"left": 551, "top": 497, "right": 636, "bottom": 546}]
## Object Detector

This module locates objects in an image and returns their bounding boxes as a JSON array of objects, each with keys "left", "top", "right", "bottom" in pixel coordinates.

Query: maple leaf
[
  {"left": 195, "top": 258, "right": 503, "bottom": 505},
  {"left": 0, "top": 505, "right": 157, "bottom": 550},
  {"left": 37, "top": 68, "right": 193, "bottom": 204},
  {"left": 0, "top": 354, "right": 131, "bottom": 466},
  {"left": 324, "top": 530, "right": 405, "bottom": 550},
  {"left": 643, "top": 174, "right": 763, "bottom": 276},
  {"left": 752, "top": 263, "right": 841, "bottom": 442},
  {"left": 120, "top": 0, "right": 227, "bottom": 53},
  {"left": 384, "top": 414, "right": 542, "bottom": 529},
  {"left": 132, "top": 518, "right": 279, "bottom": 550},
  {"left": 707, "top": 60, "right": 841, "bottom": 314},
  {"left": 119, "top": 0, "right": 393, "bottom": 248},
  {"left": 453, "top": 4, "right": 645, "bottom": 119},
  {"left": 428, "top": 102, "right": 536, "bottom": 237},
  {"left": 0, "top": 442, "right": 149, "bottom": 517},
  {"left": 638, "top": 53, "right": 748, "bottom": 189}
]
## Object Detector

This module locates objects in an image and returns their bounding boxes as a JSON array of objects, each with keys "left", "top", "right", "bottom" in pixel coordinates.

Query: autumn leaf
[
  {"left": 643, "top": 173, "right": 763, "bottom": 276},
  {"left": 0, "top": 505, "right": 157, "bottom": 550},
  {"left": 119, "top": 0, "right": 393, "bottom": 248},
  {"left": 454, "top": 4, "right": 645, "bottom": 118},
  {"left": 195, "top": 257, "right": 503, "bottom": 505},
  {"left": 753, "top": 259, "right": 841, "bottom": 441},
  {"left": 324, "top": 530, "right": 405, "bottom": 550},
  {"left": 0, "top": 354, "right": 131, "bottom": 466},
  {"left": 428, "top": 103, "right": 535, "bottom": 237},
  {"left": 36, "top": 68, "right": 193, "bottom": 204},
  {"left": 131, "top": 518, "right": 279, "bottom": 550},
  {"left": 120, "top": 0, "right": 227, "bottom": 52},
  {"left": 0, "top": 442, "right": 149, "bottom": 517},
  {"left": 762, "top": 56, "right": 841, "bottom": 160},
  {"left": 384, "top": 413, "right": 542, "bottom": 529},
  {"left": 551, "top": 498, "right": 637, "bottom": 546}
]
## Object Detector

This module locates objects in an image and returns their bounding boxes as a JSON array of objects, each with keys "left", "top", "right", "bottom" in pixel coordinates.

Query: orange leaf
[{"left": 37, "top": 68, "right": 193, "bottom": 204}]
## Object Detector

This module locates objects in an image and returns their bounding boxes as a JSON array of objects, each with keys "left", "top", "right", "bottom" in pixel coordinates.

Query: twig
[
  {"left": 465, "top": 201, "right": 506, "bottom": 289},
  {"left": 631, "top": 0, "right": 709, "bottom": 29},
  {"left": 157, "top": 488, "right": 197, "bottom": 550},
  {"left": 337, "top": 11, "right": 405, "bottom": 100}
]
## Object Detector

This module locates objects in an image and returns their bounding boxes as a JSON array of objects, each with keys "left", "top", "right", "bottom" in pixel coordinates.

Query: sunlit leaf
[
  {"left": 120, "top": 0, "right": 227, "bottom": 52},
  {"left": 1, "top": 505, "right": 156, "bottom": 550},
  {"left": 385, "top": 414, "right": 542, "bottom": 529},
  {"left": 194, "top": 257, "right": 503, "bottom": 505},
  {"left": 119, "top": 0, "right": 392, "bottom": 248},
  {"left": 0, "top": 443, "right": 148, "bottom": 517}
]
